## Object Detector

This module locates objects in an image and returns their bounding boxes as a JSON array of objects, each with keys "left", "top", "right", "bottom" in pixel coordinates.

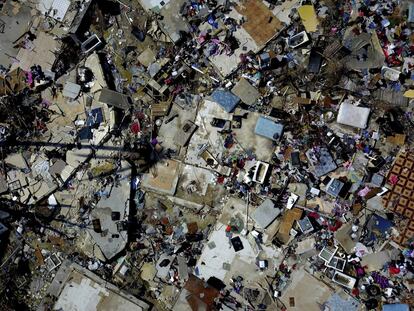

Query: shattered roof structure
[
  {"left": 1, "top": 0, "right": 414, "bottom": 310},
  {"left": 343, "top": 31, "right": 385, "bottom": 70},
  {"left": 41, "top": 261, "right": 150, "bottom": 311}
]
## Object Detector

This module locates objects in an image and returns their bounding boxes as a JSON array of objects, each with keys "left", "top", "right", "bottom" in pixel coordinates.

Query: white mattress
[{"left": 337, "top": 102, "right": 370, "bottom": 129}]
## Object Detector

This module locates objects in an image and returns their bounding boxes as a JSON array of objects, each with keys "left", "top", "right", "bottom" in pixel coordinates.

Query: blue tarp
[
  {"left": 211, "top": 88, "right": 240, "bottom": 112},
  {"left": 383, "top": 304, "right": 410, "bottom": 311},
  {"left": 254, "top": 116, "right": 284, "bottom": 141}
]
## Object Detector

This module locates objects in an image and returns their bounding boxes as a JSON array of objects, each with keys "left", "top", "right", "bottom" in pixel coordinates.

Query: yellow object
[
  {"left": 387, "top": 134, "right": 406, "bottom": 146},
  {"left": 298, "top": 5, "right": 319, "bottom": 32},
  {"left": 395, "top": 25, "right": 401, "bottom": 37},
  {"left": 403, "top": 89, "right": 414, "bottom": 98}
]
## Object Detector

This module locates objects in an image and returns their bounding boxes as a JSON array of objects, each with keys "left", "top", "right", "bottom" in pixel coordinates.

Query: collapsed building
[{"left": 0, "top": 0, "right": 414, "bottom": 310}]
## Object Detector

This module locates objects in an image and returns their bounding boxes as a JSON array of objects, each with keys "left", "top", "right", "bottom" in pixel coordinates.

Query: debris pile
[{"left": 0, "top": 0, "right": 414, "bottom": 310}]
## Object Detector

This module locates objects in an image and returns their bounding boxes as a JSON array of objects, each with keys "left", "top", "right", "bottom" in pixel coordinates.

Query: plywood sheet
[{"left": 236, "top": 0, "right": 283, "bottom": 47}]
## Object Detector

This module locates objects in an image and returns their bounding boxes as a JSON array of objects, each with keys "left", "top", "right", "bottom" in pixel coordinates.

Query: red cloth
[
  {"left": 130, "top": 122, "right": 140, "bottom": 134},
  {"left": 389, "top": 266, "right": 400, "bottom": 275},
  {"left": 328, "top": 220, "right": 342, "bottom": 232},
  {"left": 308, "top": 212, "right": 319, "bottom": 219},
  {"left": 352, "top": 288, "right": 360, "bottom": 297},
  {"left": 389, "top": 174, "right": 398, "bottom": 185}
]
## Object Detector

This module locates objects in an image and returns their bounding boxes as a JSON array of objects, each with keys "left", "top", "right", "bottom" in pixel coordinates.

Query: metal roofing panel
[
  {"left": 38, "top": 0, "right": 71, "bottom": 21},
  {"left": 50, "top": 0, "right": 71, "bottom": 21},
  {"left": 98, "top": 88, "right": 131, "bottom": 110},
  {"left": 62, "top": 82, "right": 81, "bottom": 99}
]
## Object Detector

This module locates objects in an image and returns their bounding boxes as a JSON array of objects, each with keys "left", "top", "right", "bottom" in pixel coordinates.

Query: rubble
[{"left": 1, "top": 0, "right": 414, "bottom": 310}]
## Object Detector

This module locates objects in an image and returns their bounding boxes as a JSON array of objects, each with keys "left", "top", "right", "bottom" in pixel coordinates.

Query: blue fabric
[
  {"left": 365, "top": 214, "right": 393, "bottom": 243},
  {"left": 211, "top": 88, "right": 240, "bottom": 112},
  {"left": 207, "top": 15, "right": 219, "bottom": 29},
  {"left": 383, "top": 304, "right": 410, "bottom": 311},
  {"left": 255, "top": 116, "right": 284, "bottom": 141},
  {"left": 373, "top": 214, "right": 392, "bottom": 233}
]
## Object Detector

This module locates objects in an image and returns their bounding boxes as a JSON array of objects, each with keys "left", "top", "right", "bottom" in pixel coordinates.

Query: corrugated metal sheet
[
  {"left": 373, "top": 89, "right": 409, "bottom": 107},
  {"left": 99, "top": 88, "right": 132, "bottom": 110},
  {"left": 38, "top": 0, "right": 71, "bottom": 21},
  {"left": 62, "top": 82, "right": 81, "bottom": 99}
]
